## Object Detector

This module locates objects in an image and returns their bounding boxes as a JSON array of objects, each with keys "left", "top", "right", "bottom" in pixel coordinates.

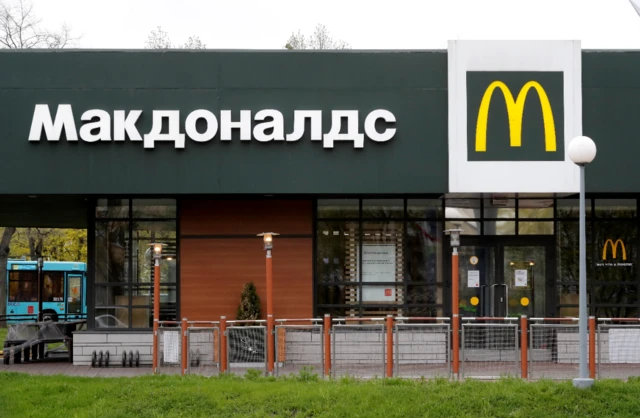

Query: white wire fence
[
  {"left": 460, "top": 320, "right": 519, "bottom": 380},
  {"left": 274, "top": 323, "right": 324, "bottom": 377},
  {"left": 394, "top": 321, "right": 450, "bottom": 379},
  {"left": 226, "top": 322, "right": 268, "bottom": 376},
  {"left": 156, "top": 323, "right": 183, "bottom": 375},
  {"left": 331, "top": 322, "right": 386, "bottom": 379},
  {"left": 186, "top": 323, "right": 221, "bottom": 376},
  {"left": 528, "top": 321, "right": 580, "bottom": 380},
  {"left": 597, "top": 320, "right": 640, "bottom": 380}
]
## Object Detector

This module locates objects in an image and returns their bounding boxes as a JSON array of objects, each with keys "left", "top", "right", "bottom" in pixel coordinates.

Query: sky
[{"left": 28, "top": 0, "right": 640, "bottom": 50}]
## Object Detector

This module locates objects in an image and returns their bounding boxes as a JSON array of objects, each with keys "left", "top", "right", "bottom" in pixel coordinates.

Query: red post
[
  {"left": 386, "top": 315, "right": 393, "bottom": 378},
  {"left": 267, "top": 314, "right": 274, "bottom": 374},
  {"left": 153, "top": 255, "right": 161, "bottom": 374},
  {"left": 324, "top": 314, "right": 331, "bottom": 377},
  {"left": 152, "top": 319, "right": 158, "bottom": 374},
  {"left": 521, "top": 315, "right": 528, "bottom": 379},
  {"left": 452, "top": 249, "right": 460, "bottom": 377},
  {"left": 589, "top": 316, "right": 596, "bottom": 379},
  {"left": 266, "top": 249, "right": 274, "bottom": 375},
  {"left": 220, "top": 316, "right": 227, "bottom": 373},
  {"left": 181, "top": 317, "right": 188, "bottom": 375}
]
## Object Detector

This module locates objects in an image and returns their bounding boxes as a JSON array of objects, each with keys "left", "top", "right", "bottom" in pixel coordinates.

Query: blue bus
[{"left": 6, "top": 260, "right": 87, "bottom": 323}]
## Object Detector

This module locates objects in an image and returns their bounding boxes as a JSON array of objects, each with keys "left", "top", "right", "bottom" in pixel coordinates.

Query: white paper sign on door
[
  {"left": 467, "top": 270, "right": 480, "bottom": 288},
  {"left": 515, "top": 270, "right": 528, "bottom": 287}
]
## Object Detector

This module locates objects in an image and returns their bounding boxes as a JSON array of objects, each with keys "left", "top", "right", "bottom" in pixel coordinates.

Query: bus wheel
[
  {"left": 135, "top": 351, "right": 140, "bottom": 367},
  {"left": 104, "top": 351, "right": 110, "bottom": 368},
  {"left": 91, "top": 351, "right": 97, "bottom": 367},
  {"left": 98, "top": 351, "right": 103, "bottom": 368},
  {"left": 42, "top": 310, "right": 58, "bottom": 322},
  {"left": 122, "top": 351, "right": 127, "bottom": 367}
]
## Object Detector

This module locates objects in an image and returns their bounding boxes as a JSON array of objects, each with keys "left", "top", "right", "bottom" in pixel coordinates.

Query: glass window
[
  {"left": 317, "top": 199, "right": 359, "bottom": 219},
  {"left": 557, "top": 221, "right": 593, "bottom": 285},
  {"left": 518, "top": 221, "right": 553, "bottom": 235},
  {"left": 93, "top": 198, "right": 177, "bottom": 330},
  {"left": 406, "top": 285, "right": 443, "bottom": 306},
  {"left": 407, "top": 199, "right": 442, "bottom": 219},
  {"left": 445, "top": 199, "right": 480, "bottom": 219},
  {"left": 405, "top": 221, "right": 442, "bottom": 285},
  {"left": 594, "top": 199, "right": 636, "bottom": 219},
  {"left": 132, "top": 199, "right": 177, "bottom": 219},
  {"left": 483, "top": 198, "right": 515, "bottom": 219},
  {"left": 8, "top": 271, "right": 37, "bottom": 302},
  {"left": 362, "top": 199, "right": 404, "bottom": 219},
  {"left": 483, "top": 221, "right": 515, "bottom": 235},
  {"left": 557, "top": 199, "right": 592, "bottom": 218},
  {"left": 43, "top": 272, "right": 64, "bottom": 302},
  {"left": 316, "top": 221, "right": 359, "bottom": 284},
  {"left": 445, "top": 220, "right": 480, "bottom": 235},
  {"left": 518, "top": 199, "right": 554, "bottom": 218},
  {"left": 593, "top": 221, "right": 636, "bottom": 282},
  {"left": 96, "top": 199, "right": 129, "bottom": 218}
]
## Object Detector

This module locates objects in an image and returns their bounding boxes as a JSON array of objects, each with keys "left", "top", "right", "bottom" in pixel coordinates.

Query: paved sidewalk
[{"left": 0, "top": 358, "right": 154, "bottom": 378}]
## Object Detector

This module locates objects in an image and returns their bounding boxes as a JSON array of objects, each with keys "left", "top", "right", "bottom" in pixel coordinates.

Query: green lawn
[
  {"left": 1, "top": 371, "right": 640, "bottom": 417},
  {"left": 0, "top": 327, "right": 6, "bottom": 349}
]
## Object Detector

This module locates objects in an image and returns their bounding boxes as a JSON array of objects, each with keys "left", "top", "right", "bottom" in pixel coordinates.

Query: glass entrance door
[
  {"left": 457, "top": 238, "right": 553, "bottom": 318},
  {"left": 67, "top": 274, "right": 83, "bottom": 314}
]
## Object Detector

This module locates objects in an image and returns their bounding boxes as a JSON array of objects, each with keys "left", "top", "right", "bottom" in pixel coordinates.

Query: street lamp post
[
  {"left": 150, "top": 242, "right": 164, "bottom": 375},
  {"left": 37, "top": 256, "right": 43, "bottom": 322},
  {"left": 568, "top": 135, "right": 597, "bottom": 389},
  {"left": 257, "top": 232, "right": 279, "bottom": 375},
  {"left": 444, "top": 227, "right": 462, "bottom": 379}
]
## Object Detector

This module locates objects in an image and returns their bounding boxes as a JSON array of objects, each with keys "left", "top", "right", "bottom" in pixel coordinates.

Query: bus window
[
  {"left": 67, "top": 275, "right": 82, "bottom": 314},
  {"left": 8, "top": 271, "right": 37, "bottom": 302},
  {"left": 43, "top": 272, "right": 64, "bottom": 302}
]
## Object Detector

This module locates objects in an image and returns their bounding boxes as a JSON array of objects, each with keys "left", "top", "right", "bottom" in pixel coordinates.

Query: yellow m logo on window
[
  {"left": 475, "top": 81, "right": 557, "bottom": 153},
  {"left": 602, "top": 239, "right": 626, "bottom": 261}
]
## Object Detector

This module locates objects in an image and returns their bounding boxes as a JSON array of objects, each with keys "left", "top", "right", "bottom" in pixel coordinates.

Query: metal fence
[
  {"left": 597, "top": 320, "right": 640, "bottom": 380},
  {"left": 187, "top": 322, "right": 220, "bottom": 376},
  {"left": 394, "top": 321, "right": 450, "bottom": 379},
  {"left": 528, "top": 320, "right": 579, "bottom": 380},
  {"left": 331, "top": 320, "right": 386, "bottom": 379},
  {"left": 275, "top": 322, "right": 324, "bottom": 377},
  {"left": 461, "top": 319, "right": 519, "bottom": 380},
  {"left": 226, "top": 321, "right": 267, "bottom": 376},
  {"left": 156, "top": 322, "right": 183, "bottom": 375}
]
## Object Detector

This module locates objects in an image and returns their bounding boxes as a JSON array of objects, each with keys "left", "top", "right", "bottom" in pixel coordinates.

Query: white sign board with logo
[{"left": 447, "top": 40, "right": 582, "bottom": 193}]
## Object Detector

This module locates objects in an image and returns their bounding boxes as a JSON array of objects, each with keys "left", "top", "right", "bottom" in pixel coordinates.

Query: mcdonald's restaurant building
[{"left": 2, "top": 40, "right": 640, "bottom": 364}]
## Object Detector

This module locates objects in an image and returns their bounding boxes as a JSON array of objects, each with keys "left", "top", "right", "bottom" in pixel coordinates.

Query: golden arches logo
[
  {"left": 475, "top": 81, "right": 557, "bottom": 153},
  {"left": 602, "top": 239, "right": 626, "bottom": 261}
]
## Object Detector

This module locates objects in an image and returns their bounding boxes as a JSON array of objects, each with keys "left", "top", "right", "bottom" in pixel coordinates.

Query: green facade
[{"left": 0, "top": 49, "right": 638, "bottom": 195}]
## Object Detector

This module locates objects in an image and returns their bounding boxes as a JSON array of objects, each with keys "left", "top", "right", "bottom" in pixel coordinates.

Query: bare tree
[
  {"left": 144, "top": 26, "right": 206, "bottom": 49},
  {"left": 0, "top": 0, "right": 78, "bottom": 49},
  {"left": 285, "top": 24, "right": 350, "bottom": 50}
]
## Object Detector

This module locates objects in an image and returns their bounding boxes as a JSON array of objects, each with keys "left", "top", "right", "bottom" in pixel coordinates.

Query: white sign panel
[
  {"left": 447, "top": 40, "right": 582, "bottom": 193},
  {"left": 357, "top": 244, "right": 396, "bottom": 302},
  {"left": 467, "top": 270, "right": 480, "bottom": 288},
  {"left": 514, "top": 270, "right": 528, "bottom": 287},
  {"left": 163, "top": 330, "right": 180, "bottom": 364}
]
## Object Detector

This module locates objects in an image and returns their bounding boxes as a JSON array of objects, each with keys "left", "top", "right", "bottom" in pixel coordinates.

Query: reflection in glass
[
  {"left": 518, "top": 222, "right": 553, "bottom": 235},
  {"left": 132, "top": 199, "right": 177, "bottom": 218},
  {"left": 96, "top": 199, "right": 129, "bottom": 218},
  {"left": 483, "top": 198, "right": 515, "bottom": 219},
  {"left": 94, "top": 307, "right": 129, "bottom": 328},
  {"left": 556, "top": 199, "right": 592, "bottom": 218},
  {"left": 95, "top": 221, "right": 129, "bottom": 283},
  {"left": 445, "top": 199, "right": 481, "bottom": 219},
  {"left": 445, "top": 221, "right": 479, "bottom": 235},
  {"left": 594, "top": 199, "right": 636, "bottom": 219},
  {"left": 317, "top": 199, "right": 359, "bottom": 219},
  {"left": 95, "top": 285, "right": 129, "bottom": 307},
  {"left": 407, "top": 199, "right": 442, "bottom": 219},
  {"left": 406, "top": 221, "right": 442, "bottom": 286},
  {"left": 362, "top": 199, "right": 404, "bottom": 218},
  {"left": 483, "top": 221, "right": 515, "bottom": 235},
  {"left": 316, "top": 221, "right": 359, "bottom": 284}
]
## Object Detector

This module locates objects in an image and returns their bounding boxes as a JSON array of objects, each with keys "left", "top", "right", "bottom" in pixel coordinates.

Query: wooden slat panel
[
  {"left": 180, "top": 238, "right": 312, "bottom": 321},
  {"left": 180, "top": 200, "right": 312, "bottom": 236}
]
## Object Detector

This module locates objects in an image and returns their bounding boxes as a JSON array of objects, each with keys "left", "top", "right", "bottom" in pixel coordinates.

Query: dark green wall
[
  {"left": 0, "top": 50, "right": 448, "bottom": 195},
  {"left": 0, "top": 49, "right": 638, "bottom": 195}
]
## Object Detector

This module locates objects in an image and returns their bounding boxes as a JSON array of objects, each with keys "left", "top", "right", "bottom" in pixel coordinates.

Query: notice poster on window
[
  {"left": 163, "top": 330, "right": 180, "bottom": 364},
  {"left": 467, "top": 270, "right": 480, "bottom": 288},
  {"left": 357, "top": 244, "right": 396, "bottom": 302},
  {"left": 514, "top": 270, "right": 528, "bottom": 287}
]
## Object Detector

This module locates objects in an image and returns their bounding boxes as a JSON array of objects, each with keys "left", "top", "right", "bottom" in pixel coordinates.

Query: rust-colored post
[
  {"left": 589, "top": 316, "right": 596, "bottom": 379},
  {"left": 324, "top": 314, "right": 331, "bottom": 377},
  {"left": 452, "top": 248, "right": 460, "bottom": 377},
  {"left": 181, "top": 317, "right": 188, "bottom": 375},
  {"left": 386, "top": 315, "right": 393, "bottom": 378},
  {"left": 267, "top": 314, "right": 274, "bottom": 374},
  {"left": 152, "top": 319, "right": 158, "bottom": 374},
  {"left": 220, "top": 316, "right": 227, "bottom": 373},
  {"left": 521, "top": 315, "right": 528, "bottom": 379}
]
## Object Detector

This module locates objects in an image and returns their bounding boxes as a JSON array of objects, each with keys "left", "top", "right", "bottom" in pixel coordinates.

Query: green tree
[
  {"left": 285, "top": 24, "right": 350, "bottom": 50},
  {"left": 236, "top": 282, "right": 261, "bottom": 321}
]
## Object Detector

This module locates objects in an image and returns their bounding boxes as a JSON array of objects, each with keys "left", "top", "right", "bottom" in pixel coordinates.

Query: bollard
[
  {"left": 267, "top": 314, "right": 274, "bottom": 375},
  {"left": 181, "top": 318, "right": 188, "bottom": 375},
  {"left": 521, "top": 315, "right": 528, "bottom": 379},
  {"left": 324, "top": 314, "right": 331, "bottom": 377},
  {"left": 220, "top": 316, "right": 227, "bottom": 373},
  {"left": 153, "top": 319, "right": 158, "bottom": 374},
  {"left": 386, "top": 315, "right": 394, "bottom": 378},
  {"left": 589, "top": 316, "right": 596, "bottom": 379}
]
